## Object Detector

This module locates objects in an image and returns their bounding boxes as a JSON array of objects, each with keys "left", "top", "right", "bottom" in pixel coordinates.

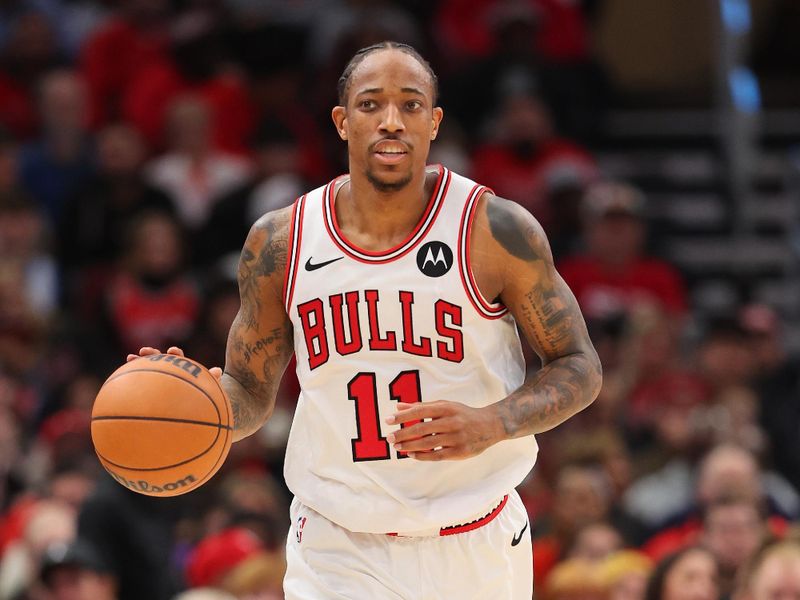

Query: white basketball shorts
[{"left": 284, "top": 490, "right": 533, "bottom": 600}]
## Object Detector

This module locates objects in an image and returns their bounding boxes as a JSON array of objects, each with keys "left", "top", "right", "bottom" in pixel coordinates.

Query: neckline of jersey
[{"left": 323, "top": 164, "right": 448, "bottom": 263}]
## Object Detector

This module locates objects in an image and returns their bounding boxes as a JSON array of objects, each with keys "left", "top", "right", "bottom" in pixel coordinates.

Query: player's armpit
[
  {"left": 223, "top": 207, "right": 295, "bottom": 442},
  {"left": 479, "top": 195, "right": 602, "bottom": 438}
]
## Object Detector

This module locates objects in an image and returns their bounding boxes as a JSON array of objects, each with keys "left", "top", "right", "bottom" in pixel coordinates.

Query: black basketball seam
[
  {"left": 191, "top": 421, "right": 230, "bottom": 491},
  {"left": 94, "top": 419, "right": 222, "bottom": 472},
  {"left": 101, "top": 367, "right": 226, "bottom": 426},
  {"left": 91, "top": 415, "right": 232, "bottom": 430}
]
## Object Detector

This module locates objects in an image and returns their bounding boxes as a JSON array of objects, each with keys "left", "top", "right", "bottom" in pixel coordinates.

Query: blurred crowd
[{"left": 0, "top": 0, "right": 798, "bottom": 599}]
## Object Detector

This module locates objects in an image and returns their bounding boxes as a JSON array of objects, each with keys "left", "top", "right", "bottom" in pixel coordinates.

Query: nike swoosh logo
[
  {"left": 304, "top": 257, "right": 344, "bottom": 271},
  {"left": 511, "top": 521, "right": 528, "bottom": 547}
]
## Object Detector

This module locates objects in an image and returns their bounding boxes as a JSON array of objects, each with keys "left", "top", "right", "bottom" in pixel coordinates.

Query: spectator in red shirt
[
  {"left": 471, "top": 92, "right": 597, "bottom": 232},
  {"left": 121, "top": 9, "right": 255, "bottom": 155},
  {"left": 80, "top": 0, "right": 171, "bottom": 128},
  {"left": 0, "top": 11, "right": 61, "bottom": 139},
  {"left": 558, "top": 181, "right": 688, "bottom": 324},
  {"left": 102, "top": 210, "right": 200, "bottom": 355}
]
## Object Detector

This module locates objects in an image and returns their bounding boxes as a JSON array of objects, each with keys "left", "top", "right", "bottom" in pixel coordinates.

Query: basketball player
[{"left": 131, "top": 42, "right": 602, "bottom": 599}]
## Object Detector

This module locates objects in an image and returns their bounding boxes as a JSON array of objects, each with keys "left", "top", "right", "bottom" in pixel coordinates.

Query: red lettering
[
  {"left": 399, "top": 291, "right": 432, "bottom": 357},
  {"left": 435, "top": 300, "right": 464, "bottom": 362},
  {"left": 365, "top": 290, "right": 397, "bottom": 351},
  {"left": 297, "top": 299, "right": 329, "bottom": 369},
  {"left": 329, "top": 292, "right": 363, "bottom": 355},
  {"left": 348, "top": 373, "right": 390, "bottom": 461}
]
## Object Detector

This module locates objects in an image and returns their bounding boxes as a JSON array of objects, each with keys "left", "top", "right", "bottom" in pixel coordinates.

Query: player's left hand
[{"left": 385, "top": 400, "right": 502, "bottom": 460}]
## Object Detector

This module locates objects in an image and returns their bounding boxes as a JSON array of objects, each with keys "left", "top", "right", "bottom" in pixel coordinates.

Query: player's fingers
[
  {"left": 386, "top": 402, "right": 449, "bottom": 425},
  {"left": 138, "top": 346, "right": 161, "bottom": 356},
  {"left": 126, "top": 354, "right": 139, "bottom": 362},
  {"left": 395, "top": 434, "right": 456, "bottom": 453},
  {"left": 166, "top": 346, "right": 185, "bottom": 356},
  {"left": 209, "top": 367, "right": 223, "bottom": 381},
  {"left": 408, "top": 448, "right": 455, "bottom": 461},
  {"left": 388, "top": 419, "right": 452, "bottom": 444}
]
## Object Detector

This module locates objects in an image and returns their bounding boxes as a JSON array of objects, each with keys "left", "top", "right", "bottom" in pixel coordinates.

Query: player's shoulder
[
  {"left": 239, "top": 205, "right": 296, "bottom": 282},
  {"left": 474, "top": 191, "right": 552, "bottom": 264},
  {"left": 250, "top": 204, "right": 294, "bottom": 238}
]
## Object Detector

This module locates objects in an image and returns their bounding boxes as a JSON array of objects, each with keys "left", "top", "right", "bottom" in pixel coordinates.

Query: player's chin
[{"left": 365, "top": 167, "right": 412, "bottom": 193}]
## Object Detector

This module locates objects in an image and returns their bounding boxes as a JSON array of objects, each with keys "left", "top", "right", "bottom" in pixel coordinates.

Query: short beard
[{"left": 365, "top": 169, "right": 413, "bottom": 193}]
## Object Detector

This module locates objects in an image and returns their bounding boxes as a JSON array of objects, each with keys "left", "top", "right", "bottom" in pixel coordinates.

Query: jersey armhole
[
  {"left": 457, "top": 186, "right": 509, "bottom": 320},
  {"left": 282, "top": 194, "right": 307, "bottom": 312}
]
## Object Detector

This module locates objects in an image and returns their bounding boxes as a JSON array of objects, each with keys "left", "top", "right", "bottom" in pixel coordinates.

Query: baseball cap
[
  {"left": 186, "top": 527, "right": 265, "bottom": 588},
  {"left": 40, "top": 539, "right": 110, "bottom": 585},
  {"left": 581, "top": 181, "right": 645, "bottom": 220}
]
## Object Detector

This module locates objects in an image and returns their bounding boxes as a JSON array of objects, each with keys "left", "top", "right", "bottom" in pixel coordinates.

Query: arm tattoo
[
  {"left": 487, "top": 201, "right": 539, "bottom": 261},
  {"left": 494, "top": 355, "right": 600, "bottom": 437},
  {"left": 224, "top": 318, "right": 294, "bottom": 438},
  {"left": 222, "top": 208, "right": 295, "bottom": 440},
  {"left": 237, "top": 212, "right": 290, "bottom": 330},
  {"left": 485, "top": 197, "right": 602, "bottom": 437}
]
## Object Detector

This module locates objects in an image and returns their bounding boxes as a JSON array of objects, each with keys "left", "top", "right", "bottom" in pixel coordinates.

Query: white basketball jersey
[{"left": 282, "top": 165, "right": 539, "bottom": 534}]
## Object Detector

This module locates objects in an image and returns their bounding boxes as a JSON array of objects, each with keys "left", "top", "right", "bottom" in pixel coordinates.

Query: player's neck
[{"left": 336, "top": 170, "right": 434, "bottom": 252}]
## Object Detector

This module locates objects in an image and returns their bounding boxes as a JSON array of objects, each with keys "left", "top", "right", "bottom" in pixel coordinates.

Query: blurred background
[{"left": 1, "top": 0, "right": 800, "bottom": 599}]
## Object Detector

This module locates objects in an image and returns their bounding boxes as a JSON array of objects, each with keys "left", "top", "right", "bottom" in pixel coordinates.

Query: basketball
[{"left": 91, "top": 354, "right": 233, "bottom": 497}]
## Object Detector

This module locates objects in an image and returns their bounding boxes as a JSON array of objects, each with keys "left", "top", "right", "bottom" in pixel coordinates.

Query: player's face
[{"left": 332, "top": 50, "right": 443, "bottom": 193}]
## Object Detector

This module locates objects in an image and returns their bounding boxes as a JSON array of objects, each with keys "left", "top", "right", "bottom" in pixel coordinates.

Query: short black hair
[{"left": 337, "top": 41, "right": 439, "bottom": 106}]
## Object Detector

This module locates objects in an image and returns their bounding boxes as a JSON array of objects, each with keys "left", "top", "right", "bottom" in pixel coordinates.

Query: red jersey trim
[
  {"left": 322, "top": 165, "right": 450, "bottom": 264},
  {"left": 386, "top": 494, "right": 509, "bottom": 537},
  {"left": 283, "top": 195, "right": 306, "bottom": 311},
  {"left": 440, "top": 494, "right": 509, "bottom": 536},
  {"left": 458, "top": 186, "right": 508, "bottom": 319}
]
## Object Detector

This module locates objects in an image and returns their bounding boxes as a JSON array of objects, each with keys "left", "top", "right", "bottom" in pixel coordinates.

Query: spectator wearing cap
[
  {"left": 186, "top": 526, "right": 285, "bottom": 598},
  {"left": 186, "top": 527, "right": 264, "bottom": 588},
  {"left": 40, "top": 538, "right": 117, "bottom": 600},
  {"left": 558, "top": 181, "right": 688, "bottom": 326}
]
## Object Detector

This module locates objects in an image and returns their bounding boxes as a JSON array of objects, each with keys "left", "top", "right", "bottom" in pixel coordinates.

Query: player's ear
[
  {"left": 430, "top": 106, "right": 443, "bottom": 141},
  {"left": 332, "top": 106, "right": 348, "bottom": 140}
]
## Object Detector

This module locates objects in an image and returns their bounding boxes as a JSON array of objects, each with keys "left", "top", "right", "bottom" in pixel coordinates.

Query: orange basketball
[{"left": 91, "top": 354, "right": 233, "bottom": 497}]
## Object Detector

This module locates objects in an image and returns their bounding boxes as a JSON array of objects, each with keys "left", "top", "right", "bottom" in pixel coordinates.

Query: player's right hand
[{"left": 126, "top": 346, "right": 223, "bottom": 381}]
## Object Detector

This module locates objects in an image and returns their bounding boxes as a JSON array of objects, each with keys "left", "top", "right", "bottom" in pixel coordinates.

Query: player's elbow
[{"left": 584, "top": 349, "right": 603, "bottom": 406}]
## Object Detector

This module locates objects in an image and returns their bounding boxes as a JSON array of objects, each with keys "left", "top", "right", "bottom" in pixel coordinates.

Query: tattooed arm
[
  {"left": 480, "top": 195, "right": 602, "bottom": 437},
  {"left": 388, "top": 194, "right": 600, "bottom": 460},
  {"left": 222, "top": 207, "right": 295, "bottom": 442}
]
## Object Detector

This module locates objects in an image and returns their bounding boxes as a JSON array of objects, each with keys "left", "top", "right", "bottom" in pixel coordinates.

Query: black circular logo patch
[{"left": 416, "top": 241, "right": 453, "bottom": 277}]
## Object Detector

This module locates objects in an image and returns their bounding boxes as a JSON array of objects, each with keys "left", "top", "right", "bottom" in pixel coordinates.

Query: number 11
[{"left": 348, "top": 370, "right": 422, "bottom": 461}]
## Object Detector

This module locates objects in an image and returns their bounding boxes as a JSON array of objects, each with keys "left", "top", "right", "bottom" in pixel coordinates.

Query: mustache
[{"left": 369, "top": 137, "right": 413, "bottom": 152}]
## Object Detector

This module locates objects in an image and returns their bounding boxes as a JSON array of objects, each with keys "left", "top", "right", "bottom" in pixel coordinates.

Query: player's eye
[
  {"left": 359, "top": 99, "right": 376, "bottom": 110},
  {"left": 406, "top": 100, "right": 422, "bottom": 111}
]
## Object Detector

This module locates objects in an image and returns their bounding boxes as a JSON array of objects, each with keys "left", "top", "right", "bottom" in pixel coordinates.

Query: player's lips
[{"left": 371, "top": 140, "right": 410, "bottom": 165}]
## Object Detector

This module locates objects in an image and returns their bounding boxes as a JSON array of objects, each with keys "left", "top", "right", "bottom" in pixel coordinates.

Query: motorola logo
[{"left": 416, "top": 241, "right": 453, "bottom": 277}]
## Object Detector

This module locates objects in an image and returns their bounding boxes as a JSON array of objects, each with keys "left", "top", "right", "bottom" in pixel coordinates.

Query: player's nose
[{"left": 379, "top": 103, "right": 405, "bottom": 133}]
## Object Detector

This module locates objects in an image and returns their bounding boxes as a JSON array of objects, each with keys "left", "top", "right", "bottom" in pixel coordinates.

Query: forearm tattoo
[
  {"left": 223, "top": 209, "right": 295, "bottom": 438},
  {"left": 487, "top": 199, "right": 602, "bottom": 436}
]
